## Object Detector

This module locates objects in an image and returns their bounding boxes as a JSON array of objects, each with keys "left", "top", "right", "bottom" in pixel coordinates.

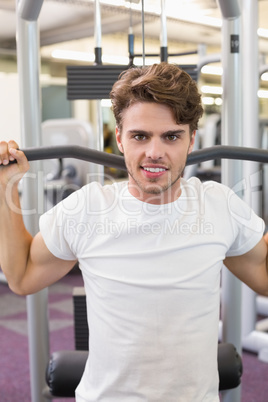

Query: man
[{"left": 0, "top": 62, "right": 268, "bottom": 401}]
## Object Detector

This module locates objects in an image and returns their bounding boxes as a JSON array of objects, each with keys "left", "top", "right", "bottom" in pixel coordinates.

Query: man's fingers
[
  {"left": 9, "top": 148, "right": 19, "bottom": 159},
  {"left": 0, "top": 141, "right": 20, "bottom": 165},
  {"left": 0, "top": 141, "right": 11, "bottom": 165},
  {"left": 0, "top": 141, "right": 29, "bottom": 181},
  {"left": 8, "top": 141, "right": 19, "bottom": 161},
  {"left": 8, "top": 148, "right": 29, "bottom": 171},
  {"left": 8, "top": 140, "right": 19, "bottom": 149}
]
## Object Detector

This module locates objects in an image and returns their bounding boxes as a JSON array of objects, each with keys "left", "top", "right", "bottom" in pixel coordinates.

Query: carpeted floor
[
  {"left": 1, "top": 271, "right": 268, "bottom": 402},
  {"left": 0, "top": 271, "right": 82, "bottom": 402}
]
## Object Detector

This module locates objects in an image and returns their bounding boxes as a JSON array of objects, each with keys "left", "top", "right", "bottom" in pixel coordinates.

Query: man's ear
[
  {"left": 115, "top": 127, "right": 124, "bottom": 154},
  {"left": 188, "top": 130, "right": 196, "bottom": 154}
]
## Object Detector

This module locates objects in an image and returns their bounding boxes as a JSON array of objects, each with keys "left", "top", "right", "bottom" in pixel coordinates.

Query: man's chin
[{"left": 143, "top": 185, "right": 166, "bottom": 195}]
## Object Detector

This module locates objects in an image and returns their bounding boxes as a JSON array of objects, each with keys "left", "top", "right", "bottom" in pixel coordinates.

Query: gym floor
[{"left": 1, "top": 271, "right": 268, "bottom": 402}]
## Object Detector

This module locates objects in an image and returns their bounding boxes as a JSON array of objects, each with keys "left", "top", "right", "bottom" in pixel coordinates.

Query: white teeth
[{"left": 143, "top": 167, "right": 166, "bottom": 173}]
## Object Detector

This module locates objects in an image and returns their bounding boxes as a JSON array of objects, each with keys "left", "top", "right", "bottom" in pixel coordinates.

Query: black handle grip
[{"left": 22, "top": 146, "right": 127, "bottom": 170}]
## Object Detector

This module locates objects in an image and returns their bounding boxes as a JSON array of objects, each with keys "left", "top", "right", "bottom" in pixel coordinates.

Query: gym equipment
[
  {"left": 66, "top": 0, "right": 198, "bottom": 101},
  {"left": 67, "top": 62, "right": 198, "bottom": 101},
  {"left": 45, "top": 345, "right": 242, "bottom": 397},
  {"left": 17, "top": 0, "right": 43, "bottom": 21},
  {"left": 218, "top": 0, "right": 242, "bottom": 400},
  {"left": 12, "top": 1, "right": 266, "bottom": 401},
  {"left": 1, "top": 140, "right": 263, "bottom": 399},
  {"left": 44, "top": 290, "right": 242, "bottom": 398},
  {"left": 93, "top": 0, "right": 104, "bottom": 183},
  {"left": 16, "top": 1, "right": 49, "bottom": 402},
  {"left": 240, "top": 0, "right": 267, "bottom": 361},
  {"left": 16, "top": 144, "right": 268, "bottom": 168},
  {"left": 67, "top": 64, "right": 128, "bottom": 100},
  {"left": 4, "top": 143, "right": 267, "bottom": 400},
  {"left": 41, "top": 119, "right": 97, "bottom": 211}
]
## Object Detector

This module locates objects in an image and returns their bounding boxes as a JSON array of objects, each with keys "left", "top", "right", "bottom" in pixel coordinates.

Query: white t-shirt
[{"left": 40, "top": 178, "right": 264, "bottom": 402}]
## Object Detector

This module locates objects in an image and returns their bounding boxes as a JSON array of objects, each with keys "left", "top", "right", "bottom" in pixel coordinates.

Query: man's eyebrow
[
  {"left": 162, "top": 129, "right": 186, "bottom": 136},
  {"left": 126, "top": 129, "right": 186, "bottom": 136},
  {"left": 126, "top": 129, "right": 153, "bottom": 136}
]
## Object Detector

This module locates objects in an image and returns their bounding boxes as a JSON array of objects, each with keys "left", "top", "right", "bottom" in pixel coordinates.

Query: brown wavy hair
[{"left": 110, "top": 62, "right": 203, "bottom": 133}]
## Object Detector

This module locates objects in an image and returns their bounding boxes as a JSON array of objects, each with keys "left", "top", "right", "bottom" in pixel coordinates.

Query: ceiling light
[
  {"left": 215, "top": 97, "right": 222, "bottom": 106},
  {"left": 261, "top": 72, "right": 268, "bottom": 81},
  {"left": 201, "top": 85, "right": 223, "bottom": 95},
  {"left": 202, "top": 97, "right": 215, "bottom": 105},
  {"left": 201, "top": 65, "right": 223, "bottom": 76},
  {"left": 102, "top": 54, "right": 129, "bottom": 65},
  {"left": 258, "top": 90, "right": 268, "bottom": 99},
  {"left": 101, "top": 99, "right": 112, "bottom": 107},
  {"left": 51, "top": 49, "right": 129, "bottom": 65},
  {"left": 258, "top": 28, "right": 268, "bottom": 39},
  {"left": 51, "top": 49, "right": 95, "bottom": 62}
]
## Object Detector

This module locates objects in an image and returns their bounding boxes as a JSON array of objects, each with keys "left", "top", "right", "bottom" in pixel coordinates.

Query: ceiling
[{"left": 0, "top": 0, "right": 267, "bottom": 63}]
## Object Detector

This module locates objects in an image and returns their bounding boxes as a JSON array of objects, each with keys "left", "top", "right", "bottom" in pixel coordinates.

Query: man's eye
[
  {"left": 166, "top": 135, "right": 178, "bottom": 141},
  {"left": 134, "top": 135, "right": 146, "bottom": 141}
]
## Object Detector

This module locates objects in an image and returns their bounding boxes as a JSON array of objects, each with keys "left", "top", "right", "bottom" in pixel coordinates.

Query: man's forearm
[{"left": 0, "top": 183, "right": 33, "bottom": 293}]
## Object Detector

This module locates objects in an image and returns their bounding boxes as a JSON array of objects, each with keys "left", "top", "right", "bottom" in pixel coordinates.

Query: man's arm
[
  {"left": 224, "top": 233, "right": 268, "bottom": 296},
  {"left": 0, "top": 141, "right": 76, "bottom": 296}
]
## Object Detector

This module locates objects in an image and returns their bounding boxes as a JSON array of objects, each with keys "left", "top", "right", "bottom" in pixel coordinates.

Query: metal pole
[
  {"left": 128, "top": 1, "right": 135, "bottom": 65},
  {"left": 17, "top": 0, "right": 43, "bottom": 21},
  {"left": 241, "top": 0, "right": 260, "bottom": 339},
  {"left": 94, "top": 0, "right": 104, "bottom": 183},
  {"left": 240, "top": 0, "right": 268, "bottom": 358},
  {"left": 141, "top": 0, "right": 145, "bottom": 65},
  {"left": 16, "top": 1, "right": 49, "bottom": 401},
  {"left": 94, "top": 0, "right": 102, "bottom": 64},
  {"left": 160, "top": 0, "right": 168, "bottom": 62},
  {"left": 218, "top": 0, "right": 242, "bottom": 400}
]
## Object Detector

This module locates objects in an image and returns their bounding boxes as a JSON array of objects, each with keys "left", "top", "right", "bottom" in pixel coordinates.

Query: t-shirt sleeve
[
  {"left": 226, "top": 188, "right": 265, "bottom": 257},
  {"left": 39, "top": 188, "right": 87, "bottom": 261}
]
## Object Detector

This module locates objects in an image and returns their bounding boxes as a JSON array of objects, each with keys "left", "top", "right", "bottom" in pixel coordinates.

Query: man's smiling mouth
[{"left": 143, "top": 167, "right": 167, "bottom": 173}]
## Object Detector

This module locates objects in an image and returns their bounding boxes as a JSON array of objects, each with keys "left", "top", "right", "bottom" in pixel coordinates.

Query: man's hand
[
  {"left": 0, "top": 140, "right": 76, "bottom": 295},
  {"left": 0, "top": 140, "right": 29, "bottom": 186}
]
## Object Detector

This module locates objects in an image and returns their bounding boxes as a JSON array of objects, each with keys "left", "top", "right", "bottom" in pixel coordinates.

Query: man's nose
[{"left": 145, "top": 139, "right": 164, "bottom": 160}]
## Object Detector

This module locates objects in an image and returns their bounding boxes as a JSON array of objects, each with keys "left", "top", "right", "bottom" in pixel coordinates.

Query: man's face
[{"left": 116, "top": 102, "right": 196, "bottom": 204}]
